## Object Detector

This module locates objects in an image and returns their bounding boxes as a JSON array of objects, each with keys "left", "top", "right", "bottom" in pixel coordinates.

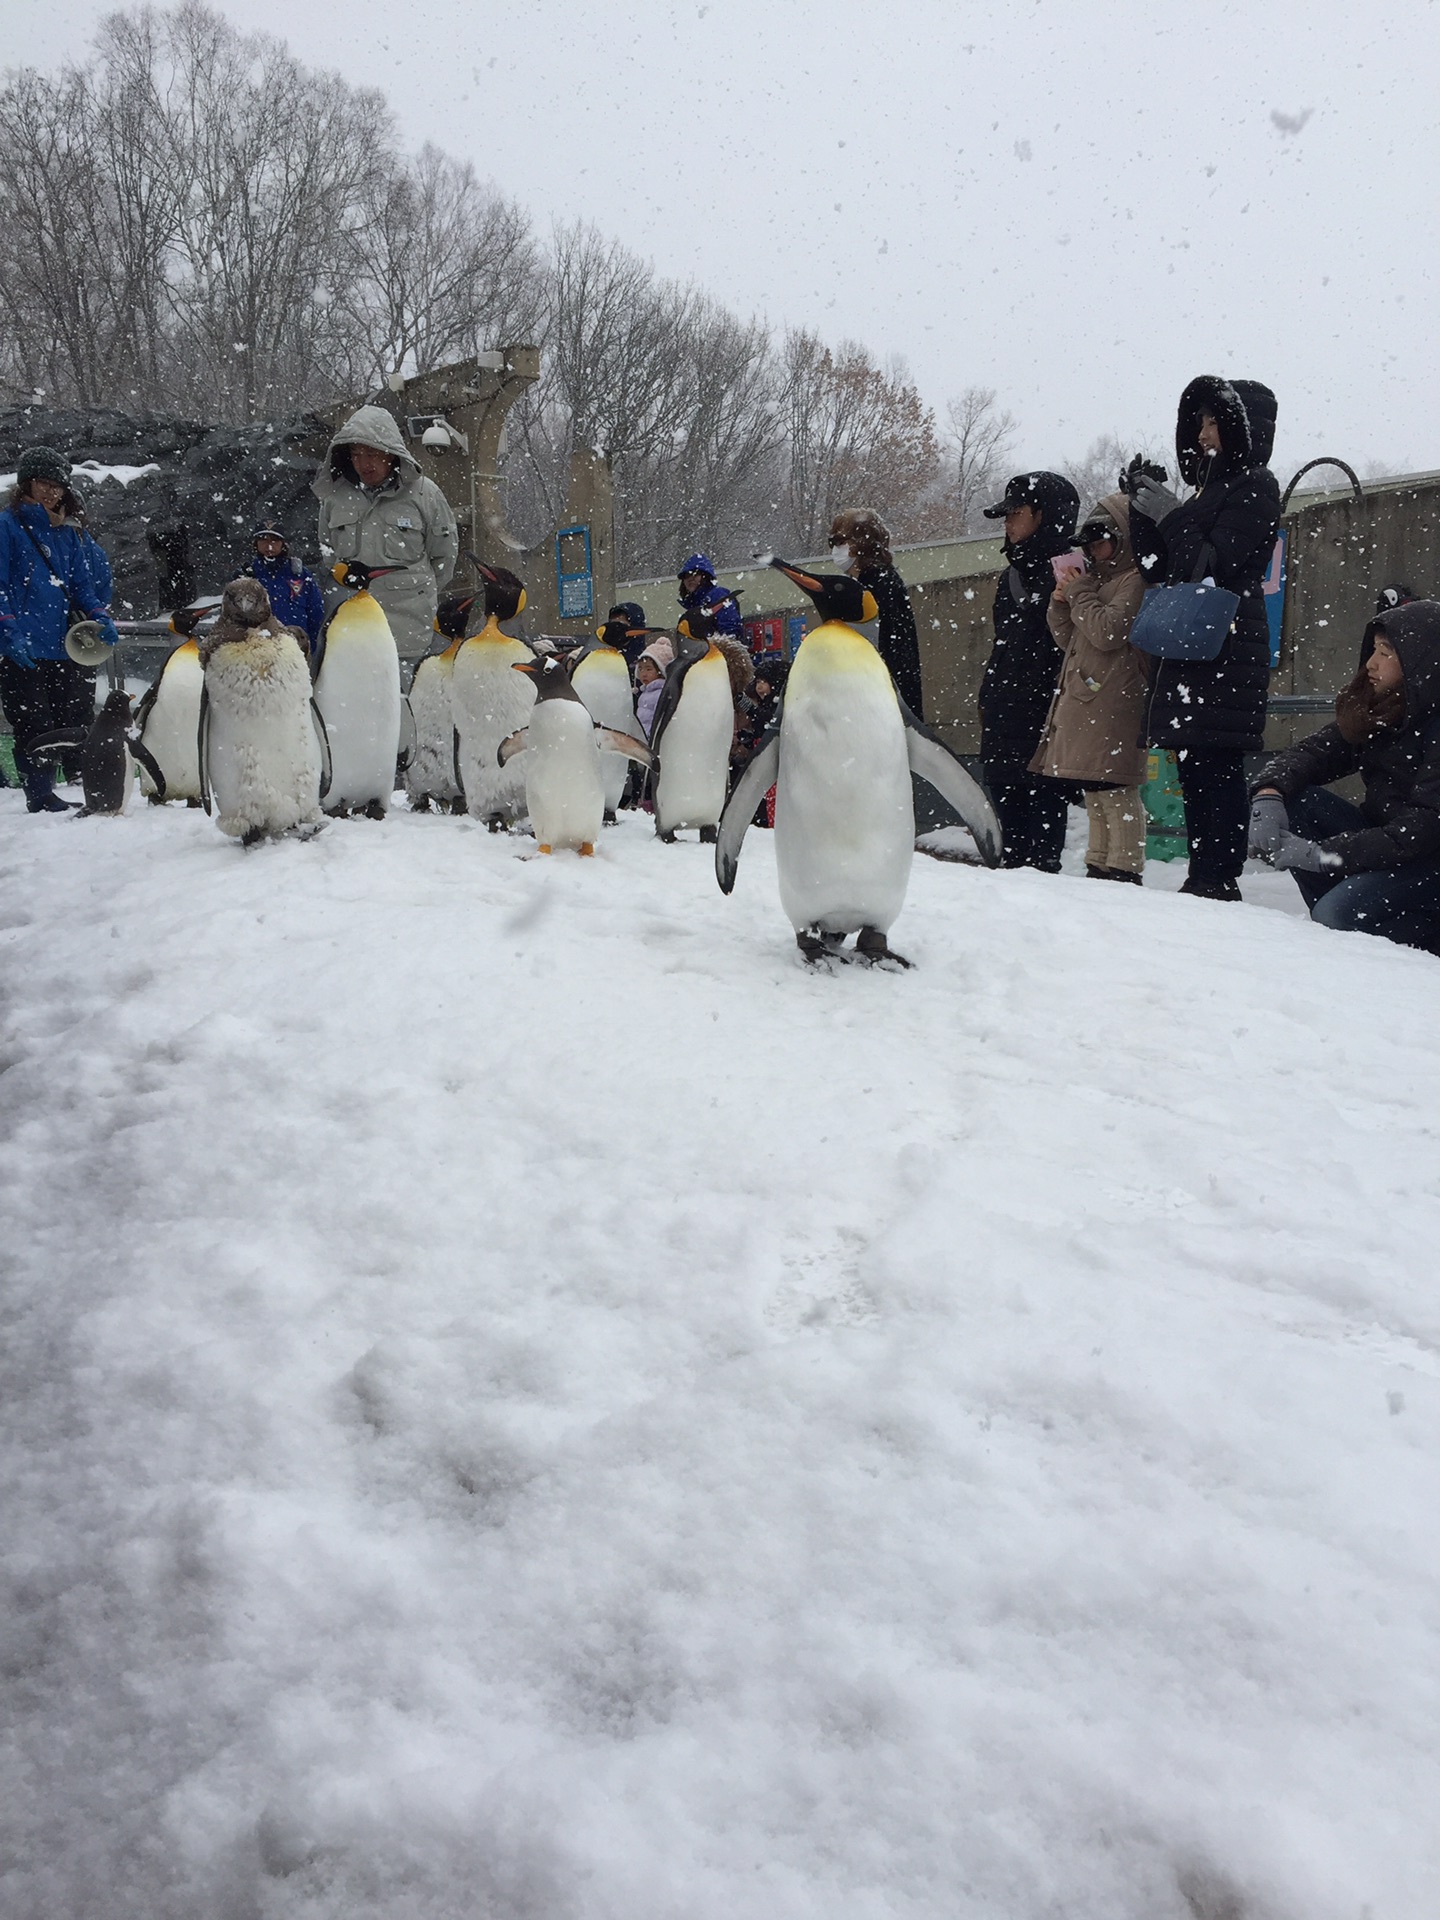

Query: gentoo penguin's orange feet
[
  {"left": 579, "top": 842, "right": 595, "bottom": 857},
  {"left": 538, "top": 843, "right": 552, "bottom": 854}
]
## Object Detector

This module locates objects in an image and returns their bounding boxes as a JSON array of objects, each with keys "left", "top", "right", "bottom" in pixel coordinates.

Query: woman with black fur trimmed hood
[
  {"left": 1128, "top": 376, "right": 1281, "bottom": 901},
  {"left": 1246, "top": 600, "right": 1440, "bottom": 952}
]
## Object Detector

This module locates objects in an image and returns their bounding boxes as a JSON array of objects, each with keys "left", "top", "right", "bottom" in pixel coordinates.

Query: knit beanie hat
[
  {"left": 16, "top": 446, "right": 72, "bottom": 489},
  {"left": 638, "top": 637, "right": 674, "bottom": 673}
]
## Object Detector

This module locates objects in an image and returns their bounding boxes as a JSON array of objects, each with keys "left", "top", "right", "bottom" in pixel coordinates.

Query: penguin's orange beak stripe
[
  {"left": 774, "top": 561, "right": 824, "bottom": 594},
  {"left": 512, "top": 660, "right": 538, "bottom": 676}
]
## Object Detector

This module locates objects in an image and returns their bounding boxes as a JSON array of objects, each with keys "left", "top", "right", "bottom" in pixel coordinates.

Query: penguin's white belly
[
  {"left": 204, "top": 637, "right": 322, "bottom": 838},
  {"left": 524, "top": 702, "right": 604, "bottom": 850},
  {"left": 775, "top": 648, "right": 913, "bottom": 934},
  {"left": 451, "top": 642, "right": 534, "bottom": 821},
  {"left": 138, "top": 650, "right": 203, "bottom": 798},
  {"left": 573, "top": 651, "right": 640, "bottom": 812},
  {"left": 315, "top": 634, "right": 401, "bottom": 810},
  {"left": 655, "top": 657, "right": 732, "bottom": 830},
  {"left": 405, "top": 654, "right": 459, "bottom": 802}
]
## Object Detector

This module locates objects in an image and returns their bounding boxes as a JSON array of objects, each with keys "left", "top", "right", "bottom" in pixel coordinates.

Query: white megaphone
[{"left": 64, "top": 619, "right": 113, "bottom": 667}]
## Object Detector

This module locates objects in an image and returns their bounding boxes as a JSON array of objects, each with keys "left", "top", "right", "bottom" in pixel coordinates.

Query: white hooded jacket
[{"left": 312, "top": 405, "right": 459, "bottom": 659}]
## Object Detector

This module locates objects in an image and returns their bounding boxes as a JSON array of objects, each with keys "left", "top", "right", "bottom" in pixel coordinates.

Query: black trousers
[
  {"left": 1174, "top": 746, "right": 1249, "bottom": 884},
  {"left": 982, "top": 750, "right": 1070, "bottom": 872},
  {"left": 0, "top": 656, "right": 96, "bottom": 796}
]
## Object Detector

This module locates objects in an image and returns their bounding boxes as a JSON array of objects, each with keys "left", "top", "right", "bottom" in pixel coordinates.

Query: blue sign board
[
  {"left": 1263, "top": 530, "right": 1287, "bottom": 669},
  {"left": 785, "top": 613, "right": 809, "bottom": 658},
  {"left": 555, "top": 524, "right": 594, "bottom": 621}
]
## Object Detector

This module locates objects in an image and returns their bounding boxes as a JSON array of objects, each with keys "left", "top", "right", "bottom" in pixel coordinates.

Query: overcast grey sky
[{"left": 11, "top": 0, "right": 1439, "bottom": 483}]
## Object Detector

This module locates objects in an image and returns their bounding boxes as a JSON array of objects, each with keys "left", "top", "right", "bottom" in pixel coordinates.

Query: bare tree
[
  {"left": 942, "top": 387, "right": 1017, "bottom": 531},
  {"left": 780, "top": 331, "right": 941, "bottom": 552},
  {"left": 1063, "top": 433, "right": 1168, "bottom": 513}
]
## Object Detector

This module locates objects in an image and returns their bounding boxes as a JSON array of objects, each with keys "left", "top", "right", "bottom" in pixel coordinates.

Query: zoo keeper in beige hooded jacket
[
  {"left": 312, "top": 406, "right": 459, "bottom": 660},
  {"left": 1030, "top": 489, "right": 1149, "bottom": 878}
]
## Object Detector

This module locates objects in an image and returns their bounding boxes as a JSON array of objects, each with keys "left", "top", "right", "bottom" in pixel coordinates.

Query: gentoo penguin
[
  {"left": 716, "top": 561, "right": 1001, "bottom": 965},
  {"left": 569, "top": 628, "right": 646, "bottom": 821},
  {"left": 29, "top": 691, "right": 166, "bottom": 816},
  {"left": 133, "top": 605, "right": 207, "bottom": 805},
  {"left": 313, "top": 560, "right": 402, "bottom": 819},
  {"left": 648, "top": 611, "right": 735, "bottom": 843},
  {"left": 404, "top": 589, "right": 472, "bottom": 813},
  {"left": 450, "top": 564, "right": 535, "bottom": 830},
  {"left": 199, "top": 577, "right": 330, "bottom": 846},
  {"left": 497, "top": 656, "right": 653, "bottom": 854}
]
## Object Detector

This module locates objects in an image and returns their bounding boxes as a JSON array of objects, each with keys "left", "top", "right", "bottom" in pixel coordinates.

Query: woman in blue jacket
[{"left": 0, "top": 447, "right": 118, "bottom": 811}]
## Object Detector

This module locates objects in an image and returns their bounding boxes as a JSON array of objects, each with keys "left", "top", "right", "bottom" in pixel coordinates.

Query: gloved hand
[
  {"left": 1247, "top": 793, "right": 1289, "bottom": 859},
  {"left": 1270, "top": 830, "right": 1342, "bottom": 874},
  {"left": 1, "top": 627, "right": 38, "bottom": 669},
  {"left": 91, "top": 611, "right": 120, "bottom": 650},
  {"left": 1129, "top": 472, "right": 1180, "bottom": 523}
]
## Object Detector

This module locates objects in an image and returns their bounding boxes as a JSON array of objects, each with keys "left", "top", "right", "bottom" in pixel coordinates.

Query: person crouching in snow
[
  {"left": 1031, "top": 495, "right": 1149, "bottom": 883},
  {"left": 634, "top": 636, "right": 674, "bottom": 739},
  {"left": 1247, "top": 599, "right": 1440, "bottom": 953}
]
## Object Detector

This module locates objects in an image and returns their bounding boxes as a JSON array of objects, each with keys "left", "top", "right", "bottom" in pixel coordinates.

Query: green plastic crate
[{"left": 1142, "top": 749, "right": 1188, "bottom": 862}]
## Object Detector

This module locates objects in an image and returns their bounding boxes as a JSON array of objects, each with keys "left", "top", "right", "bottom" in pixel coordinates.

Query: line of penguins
[{"left": 35, "top": 558, "right": 1002, "bottom": 966}]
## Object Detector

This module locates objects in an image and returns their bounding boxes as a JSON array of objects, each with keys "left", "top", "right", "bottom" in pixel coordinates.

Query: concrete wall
[{"left": 620, "top": 470, "right": 1440, "bottom": 759}]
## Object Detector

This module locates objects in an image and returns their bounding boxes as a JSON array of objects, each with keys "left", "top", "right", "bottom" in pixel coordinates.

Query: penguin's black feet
[
  {"left": 796, "top": 928, "right": 847, "bottom": 964},
  {"left": 658, "top": 828, "right": 677, "bottom": 844},
  {"left": 241, "top": 825, "right": 268, "bottom": 848},
  {"left": 450, "top": 797, "right": 467, "bottom": 815},
  {"left": 412, "top": 794, "right": 432, "bottom": 813},
  {"left": 856, "top": 926, "right": 912, "bottom": 969},
  {"left": 186, "top": 796, "right": 203, "bottom": 809},
  {"left": 146, "top": 791, "right": 166, "bottom": 806},
  {"left": 603, "top": 808, "right": 617, "bottom": 825},
  {"left": 486, "top": 816, "right": 504, "bottom": 833},
  {"left": 699, "top": 824, "right": 718, "bottom": 844},
  {"left": 362, "top": 799, "right": 387, "bottom": 820}
]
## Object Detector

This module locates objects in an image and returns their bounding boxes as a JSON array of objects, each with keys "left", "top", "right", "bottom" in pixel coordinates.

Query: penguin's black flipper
[
  {"left": 897, "top": 700, "right": 1003, "bottom": 869},
  {"left": 310, "top": 699, "right": 332, "bottom": 800},
  {"left": 715, "top": 733, "right": 779, "bottom": 895},
  {"left": 452, "top": 726, "right": 465, "bottom": 801},
  {"left": 24, "top": 728, "right": 87, "bottom": 762},
  {"left": 197, "top": 684, "right": 212, "bottom": 815},
  {"left": 646, "top": 637, "right": 706, "bottom": 762},
  {"left": 133, "top": 670, "right": 163, "bottom": 735},
  {"left": 594, "top": 726, "right": 654, "bottom": 768},
  {"left": 397, "top": 696, "right": 416, "bottom": 773},
  {"left": 127, "top": 736, "right": 167, "bottom": 800},
  {"left": 497, "top": 728, "right": 529, "bottom": 767}
]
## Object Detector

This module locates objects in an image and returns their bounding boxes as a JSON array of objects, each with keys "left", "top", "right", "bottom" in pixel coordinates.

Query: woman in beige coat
[{"left": 1030, "top": 491, "right": 1149, "bottom": 881}]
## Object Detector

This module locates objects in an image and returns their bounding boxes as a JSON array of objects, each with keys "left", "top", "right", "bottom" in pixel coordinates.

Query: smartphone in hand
[{"left": 1051, "top": 551, "right": 1085, "bottom": 586}]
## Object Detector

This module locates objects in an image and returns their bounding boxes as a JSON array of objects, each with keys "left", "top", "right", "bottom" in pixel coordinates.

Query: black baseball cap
[{"left": 982, "top": 475, "right": 1047, "bottom": 519}]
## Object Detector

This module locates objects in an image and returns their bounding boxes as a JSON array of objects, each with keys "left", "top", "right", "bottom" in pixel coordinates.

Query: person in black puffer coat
[
  {"left": 1246, "top": 600, "right": 1440, "bottom": 952},
  {"left": 1129, "top": 376, "right": 1281, "bottom": 900},
  {"left": 827, "top": 508, "right": 925, "bottom": 716},
  {"left": 977, "top": 470, "right": 1081, "bottom": 870}
]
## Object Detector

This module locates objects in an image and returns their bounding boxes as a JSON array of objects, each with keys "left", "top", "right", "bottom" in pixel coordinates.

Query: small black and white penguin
[
  {"left": 648, "top": 612, "right": 735, "bottom": 842},
  {"left": 450, "top": 564, "right": 535, "bottom": 829},
  {"left": 29, "top": 690, "right": 166, "bottom": 816},
  {"left": 405, "top": 589, "right": 473, "bottom": 813},
  {"left": 716, "top": 560, "right": 1001, "bottom": 965},
  {"left": 568, "top": 629, "right": 646, "bottom": 822},
  {"left": 497, "top": 654, "right": 653, "bottom": 855},
  {"left": 313, "top": 561, "right": 403, "bottom": 819},
  {"left": 199, "top": 577, "right": 330, "bottom": 846},
  {"left": 133, "top": 605, "right": 207, "bottom": 805}
]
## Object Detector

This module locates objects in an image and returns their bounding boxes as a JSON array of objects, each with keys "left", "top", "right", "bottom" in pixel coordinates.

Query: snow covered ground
[{"left": 2, "top": 789, "right": 1438, "bottom": 1920}]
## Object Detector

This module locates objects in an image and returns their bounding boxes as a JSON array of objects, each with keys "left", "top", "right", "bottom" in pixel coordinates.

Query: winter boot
[{"left": 1179, "top": 875, "right": 1242, "bottom": 902}]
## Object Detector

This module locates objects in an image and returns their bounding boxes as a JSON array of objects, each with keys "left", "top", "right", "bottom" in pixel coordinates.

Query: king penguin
[
  {"left": 313, "top": 560, "right": 403, "bottom": 818},
  {"left": 199, "top": 577, "right": 330, "bottom": 846},
  {"left": 497, "top": 655, "right": 653, "bottom": 855},
  {"left": 133, "top": 604, "right": 207, "bottom": 805},
  {"left": 405, "top": 588, "right": 473, "bottom": 813},
  {"left": 569, "top": 626, "right": 646, "bottom": 822},
  {"left": 450, "top": 564, "right": 535, "bottom": 829},
  {"left": 648, "top": 610, "right": 735, "bottom": 842},
  {"left": 716, "top": 560, "right": 1002, "bottom": 964}
]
